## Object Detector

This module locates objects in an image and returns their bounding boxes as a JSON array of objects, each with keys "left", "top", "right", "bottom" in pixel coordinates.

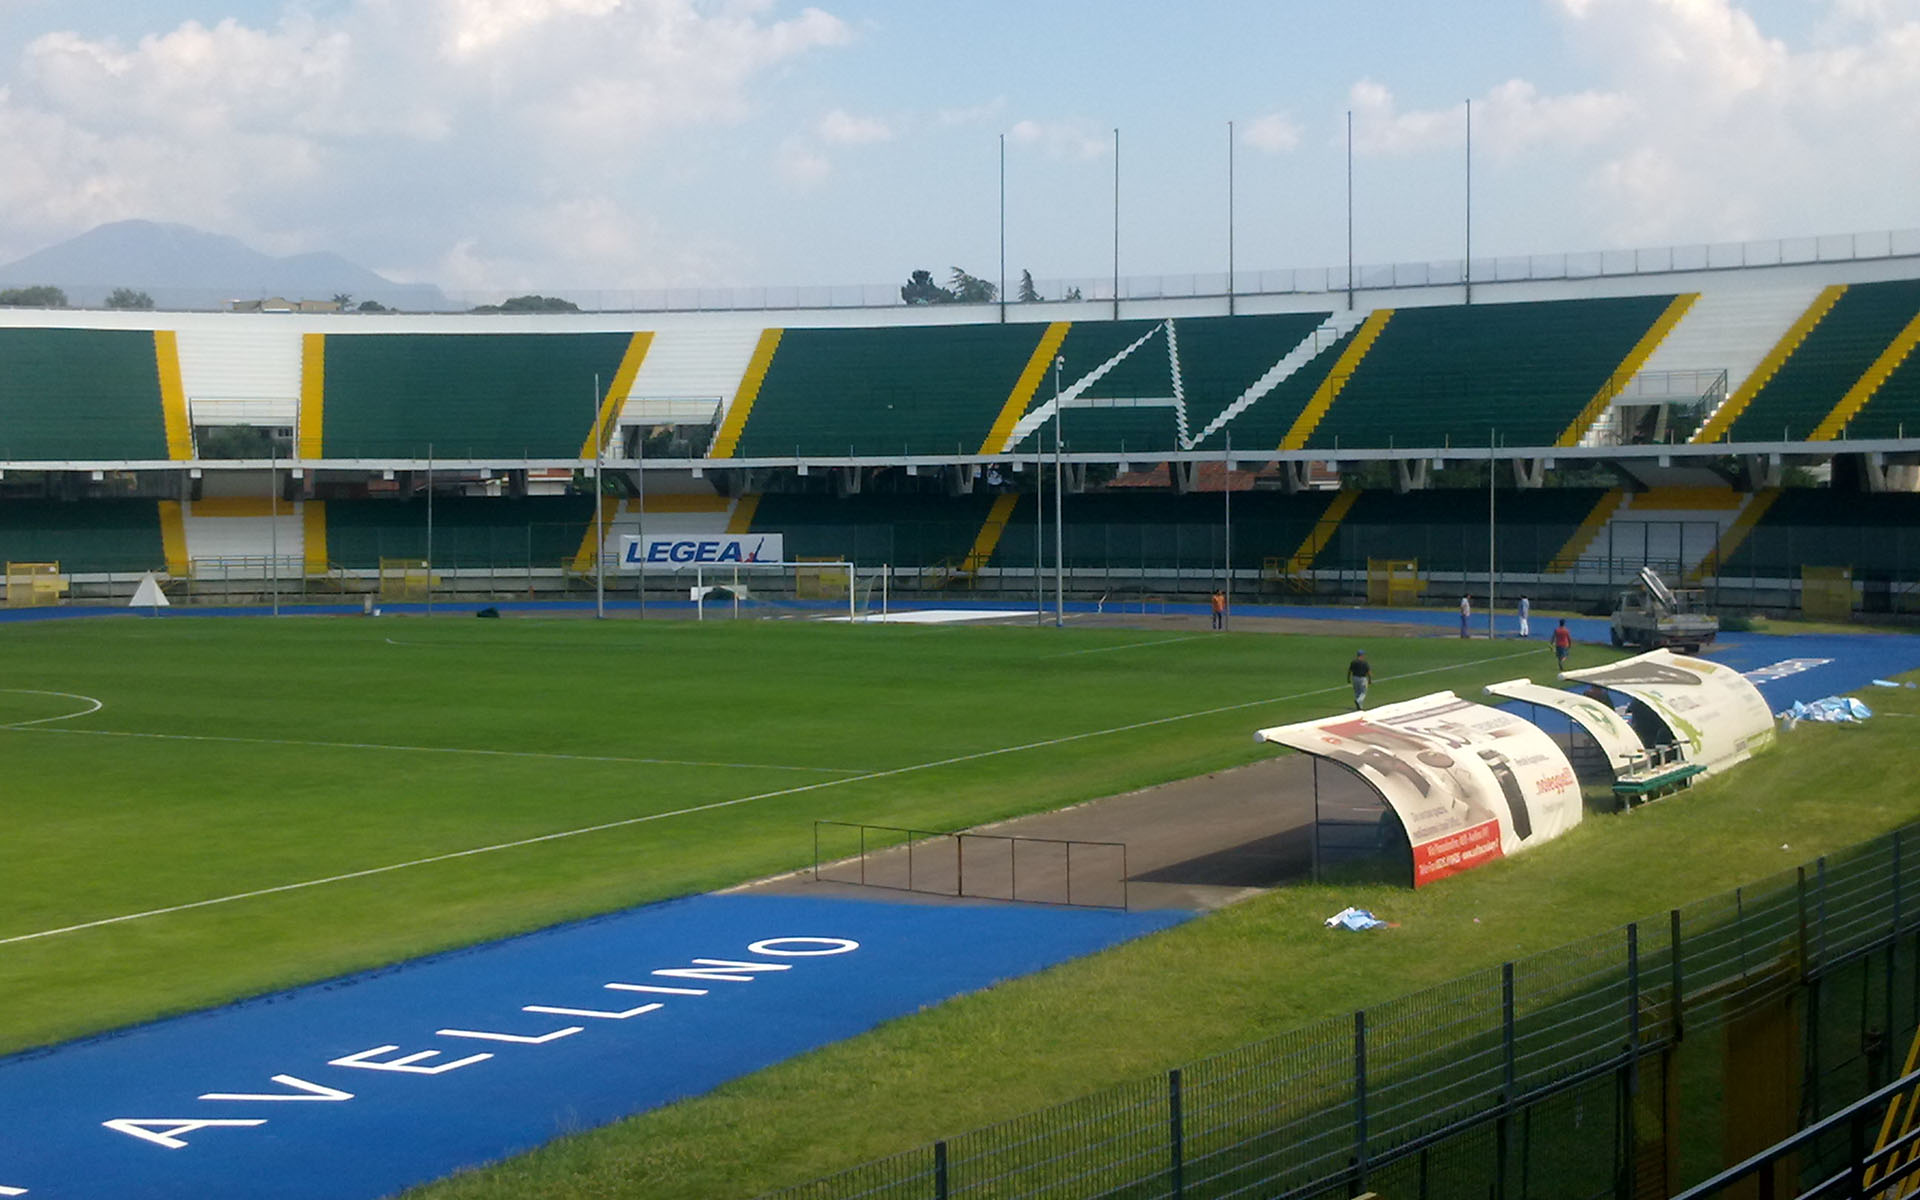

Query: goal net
[
  {"left": 668, "top": 559, "right": 877, "bottom": 621},
  {"left": 1366, "top": 558, "right": 1423, "bottom": 607},
  {"left": 5, "top": 561, "right": 65, "bottom": 608},
  {"left": 379, "top": 557, "right": 433, "bottom": 602}
]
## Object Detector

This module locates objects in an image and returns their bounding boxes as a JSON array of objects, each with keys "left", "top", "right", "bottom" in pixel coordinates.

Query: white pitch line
[
  {"left": 0, "top": 646, "right": 1539, "bottom": 947},
  {"left": 5, "top": 726, "right": 862, "bottom": 775},
  {"left": 0, "top": 689, "right": 104, "bottom": 728},
  {"left": 1044, "top": 634, "right": 1213, "bottom": 658}
]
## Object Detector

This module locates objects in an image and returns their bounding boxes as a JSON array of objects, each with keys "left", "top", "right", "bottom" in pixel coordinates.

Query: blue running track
[{"left": 0, "top": 895, "right": 1186, "bottom": 1200}]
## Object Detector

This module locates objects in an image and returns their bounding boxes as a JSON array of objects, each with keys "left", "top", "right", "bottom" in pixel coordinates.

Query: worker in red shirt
[{"left": 1551, "top": 619, "right": 1573, "bottom": 670}]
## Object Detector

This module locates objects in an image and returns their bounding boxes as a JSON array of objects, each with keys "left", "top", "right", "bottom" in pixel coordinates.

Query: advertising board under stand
[{"left": 1256, "top": 691, "right": 1582, "bottom": 888}]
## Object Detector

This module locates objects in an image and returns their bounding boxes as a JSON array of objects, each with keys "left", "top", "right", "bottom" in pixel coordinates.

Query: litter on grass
[
  {"left": 1324, "top": 906, "right": 1390, "bottom": 932},
  {"left": 1777, "top": 696, "right": 1873, "bottom": 725},
  {"left": 1871, "top": 679, "right": 1917, "bottom": 689}
]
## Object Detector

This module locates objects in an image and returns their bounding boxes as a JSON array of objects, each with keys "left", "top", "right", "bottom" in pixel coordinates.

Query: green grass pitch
[{"left": 0, "top": 614, "right": 1549, "bottom": 1055}]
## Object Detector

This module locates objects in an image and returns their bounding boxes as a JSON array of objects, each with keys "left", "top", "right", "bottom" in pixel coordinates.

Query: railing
[
  {"left": 1671, "top": 1064, "right": 1920, "bottom": 1199},
  {"left": 761, "top": 823, "right": 1920, "bottom": 1200},
  {"left": 9, "top": 229, "right": 1917, "bottom": 316},
  {"left": 812, "top": 821, "right": 1129, "bottom": 911}
]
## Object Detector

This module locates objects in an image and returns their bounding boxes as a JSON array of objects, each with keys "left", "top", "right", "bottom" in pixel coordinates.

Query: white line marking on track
[
  {"left": 0, "top": 689, "right": 104, "bottom": 728},
  {"left": 4, "top": 727, "right": 862, "bottom": 775},
  {"left": 0, "top": 647, "right": 1538, "bottom": 947},
  {"left": 1044, "top": 635, "right": 1213, "bottom": 658}
]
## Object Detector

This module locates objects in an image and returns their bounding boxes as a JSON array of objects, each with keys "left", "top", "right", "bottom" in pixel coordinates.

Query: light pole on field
[{"left": 1053, "top": 354, "right": 1065, "bottom": 628}]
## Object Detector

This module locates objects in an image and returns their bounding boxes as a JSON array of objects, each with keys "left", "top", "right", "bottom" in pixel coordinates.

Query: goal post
[
  {"left": 5, "top": 561, "right": 66, "bottom": 608},
  {"left": 680, "top": 559, "right": 861, "bottom": 621}
]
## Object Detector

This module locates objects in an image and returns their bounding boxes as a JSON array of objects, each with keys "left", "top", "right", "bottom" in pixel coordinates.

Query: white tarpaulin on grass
[
  {"left": 1560, "top": 649, "right": 1774, "bottom": 775},
  {"left": 1256, "top": 691, "right": 1582, "bottom": 888},
  {"left": 1482, "top": 678, "right": 1645, "bottom": 773}
]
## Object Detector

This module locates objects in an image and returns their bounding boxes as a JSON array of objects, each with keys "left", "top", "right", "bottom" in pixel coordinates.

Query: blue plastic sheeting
[{"left": 0, "top": 894, "right": 1187, "bottom": 1200}]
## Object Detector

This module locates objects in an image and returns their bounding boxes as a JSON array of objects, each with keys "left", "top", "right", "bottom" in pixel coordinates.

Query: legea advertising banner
[
  {"left": 1560, "top": 649, "right": 1774, "bottom": 775},
  {"left": 1482, "top": 678, "right": 1647, "bottom": 773},
  {"left": 1256, "top": 692, "right": 1582, "bottom": 887},
  {"left": 619, "top": 534, "right": 784, "bottom": 568}
]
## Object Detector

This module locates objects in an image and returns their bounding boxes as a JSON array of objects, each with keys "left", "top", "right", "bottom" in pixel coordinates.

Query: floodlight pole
[
  {"left": 1488, "top": 428, "right": 1497, "bottom": 639},
  {"left": 269, "top": 438, "right": 279, "bottom": 616},
  {"left": 1053, "top": 354, "right": 1065, "bottom": 628},
  {"left": 1223, "top": 431, "right": 1232, "bottom": 630},
  {"left": 1034, "top": 427, "right": 1044, "bottom": 624},
  {"left": 425, "top": 443, "right": 434, "bottom": 617},
  {"left": 635, "top": 411, "right": 646, "bottom": 618},
  {"left": 1227, "top": 119, "right": 1236, "bottom": 316},
  {"left": 593, "top": 373, "right": 605, "bottom": 620}
]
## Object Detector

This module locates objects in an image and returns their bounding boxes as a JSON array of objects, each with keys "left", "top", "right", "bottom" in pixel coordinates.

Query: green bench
[{"left": 1613, "top": 744, "right": 1706, "bottom": 808}]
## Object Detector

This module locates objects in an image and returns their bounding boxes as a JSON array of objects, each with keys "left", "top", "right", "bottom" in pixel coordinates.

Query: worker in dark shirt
[{"left": 1347, "top": 649, "right": 1372, "bottom": 710}]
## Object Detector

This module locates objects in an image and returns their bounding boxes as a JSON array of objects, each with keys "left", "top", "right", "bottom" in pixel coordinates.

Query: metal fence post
[
  {"left": 1499, "top": 962, "right": 1515, "bottom": 1200},
  {"left": 933, "top": 1139, "right": 949, "bottom": 1200},
  {"left": 1817, "top": 856, "right": 1831, "bottom": 970},
  {"left": 1353, "top": 1009, "right": 1369, "bottom": 1191},
  {"left": 1796, "top": 866, "right": 1810, "bottom": 980},
  {"left": 1169, "top": 1068, "right": 1185, "bottom": 1199},
  {"left": 1670, "top": 909, "right": 1685, "bottom": 1045}
]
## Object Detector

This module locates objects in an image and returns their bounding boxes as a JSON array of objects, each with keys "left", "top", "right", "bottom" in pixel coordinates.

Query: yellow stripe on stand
[
  {"left": 297, "top": 333, "right": 326, "bottom": 459},
  {"left": 1809, "top": 311, "right": 1920, "bottom": 441},
  {"left": 1280, "top": 309, "right": 1392, "bottom": 451},
  {"left": 1687, "top": 488, "right": 1780, "bottom": 585},
  {"left": 965, "top": 493, "right": 1021, "bottom": 569},
  {"left": 726, "top": 494, "right": 762, "bottom": 534},
  {"left": 709, "top": 329, "right": 782, "bottom": 458},
  {"left": 578, "top": 331, "right": 654, "bottom": 459},
  {"left": 157, "top": 501, "right": 189, "bottom": 576},
  {"left": 570, "top": 497, "right": 620, "bottom": 573},
  {"left": 981, "top": 322, "right": 1072, "bottom": 454},
  {"left": 303, "top": 502, "right": 329, "bottom": 575},
  {"left": 1692, "top": 285, "right": 1847, "bottom": 444},
  {"left": 153, "top": 331, "right": 193, "bottom": 460},
  {"left": 1547, "top": 488, "right": 1625, "bottom": 573},
  {"left": 1556, "top": 292, "right": 1697, "bottom": 447},
  {"left": 1285, "top": 489, "right": 1358, "bottom": 575}
]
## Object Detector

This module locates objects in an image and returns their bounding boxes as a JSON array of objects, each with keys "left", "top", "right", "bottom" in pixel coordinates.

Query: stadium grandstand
[{"left": 2, "top": 228, "right": 1918, "bottom": 616}]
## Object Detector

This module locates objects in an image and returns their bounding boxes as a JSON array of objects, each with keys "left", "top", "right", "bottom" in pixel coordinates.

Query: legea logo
[{"left": 619, "top": 534, "right": 783, "bottom": 568}]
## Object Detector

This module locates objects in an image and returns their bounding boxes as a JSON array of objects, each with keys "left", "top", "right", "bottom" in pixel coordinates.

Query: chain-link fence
[{"left": 759, "top": 824, "right": 1920, "bottom": 1200}]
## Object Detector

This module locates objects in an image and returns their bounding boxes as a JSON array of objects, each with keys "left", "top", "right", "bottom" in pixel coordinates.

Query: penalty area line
[{"left": 0, "top": 646, "right": 1538, "bottom": 947}]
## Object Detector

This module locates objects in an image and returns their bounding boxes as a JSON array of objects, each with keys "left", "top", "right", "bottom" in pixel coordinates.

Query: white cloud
[
  {"left": 0, "top": 0, "right": 855, "bottom": 281},
  {"left": 1008, "top": 116, "right": 1109, "bottom": 160},
  {"left": 1241, "top": 111, "right": 1301, "bottom": 153},
  {"left": 816, "top": 107, "right": 891, "bottom": 145}
]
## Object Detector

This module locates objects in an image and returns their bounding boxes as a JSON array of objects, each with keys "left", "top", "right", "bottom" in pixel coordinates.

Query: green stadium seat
[
  {"left": 1727, "top": 280, "right": 1920, "bottom": 442},
  {"left": 0, "top": 330, "right": 169, "bottom": 460}
]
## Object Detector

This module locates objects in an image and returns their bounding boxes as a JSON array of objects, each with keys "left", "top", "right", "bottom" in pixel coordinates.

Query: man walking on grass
[
  {"left": 1459, "top": 594, "right": 1472, "bottom": 638},
  {"left": 1348, "top": 649, "right": 1372, "bottom": 710},
  {"left": 1552, "top": 619, "right": 1573, "bottom": 671}
]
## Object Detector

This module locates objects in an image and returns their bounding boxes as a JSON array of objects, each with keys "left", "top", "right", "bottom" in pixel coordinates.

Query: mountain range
[{"left": 0, "top": 221, "right": 452, "bottom": 311}]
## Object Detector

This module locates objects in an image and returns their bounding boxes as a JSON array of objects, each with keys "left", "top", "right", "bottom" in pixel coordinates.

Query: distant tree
[
  {"left": 0, "top": 285, "right": 68, "bottom": 308},
  {"left": 900, "top": 269, "right": 954, "bottom": 305},
  {"left": 331, "top": 293, "right": 353, "bottom": 309},
  {"left": 947, "top": 267, "right": 996, "bottom": 303},
  {"left": 105, "top": 288, "right": 155, "bottom": 310},
  {"left": 1017, "top": 270, "right": 1041, "bottom": 302},
  {"left": 470, "top": 294, "right": 581, "bottom": 314},
  {"left": 1063, "top": 285, "right": 1083, "bottom": 301},
  {"left": 356, "top": 299, "right": 392, "bottom": 313}
]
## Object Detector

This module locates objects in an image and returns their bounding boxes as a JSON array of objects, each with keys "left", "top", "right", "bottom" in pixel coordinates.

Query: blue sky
[{"left": 0, "top": 0, "right": 1911, "bottom": 301}]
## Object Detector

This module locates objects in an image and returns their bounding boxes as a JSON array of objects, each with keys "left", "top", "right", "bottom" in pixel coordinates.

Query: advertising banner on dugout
[
  {"left": 1256, "top": 692, "right": 1581, "bottom": 888},
  {"left": 1482, "top": 678, "right": 1646, "bottom": 773},
  {"left": 619, "top": 534, "right": 783, "bottom": 568},
  {"left": 1560, "top": 649, "right": 1774, "bottom": 775}
]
